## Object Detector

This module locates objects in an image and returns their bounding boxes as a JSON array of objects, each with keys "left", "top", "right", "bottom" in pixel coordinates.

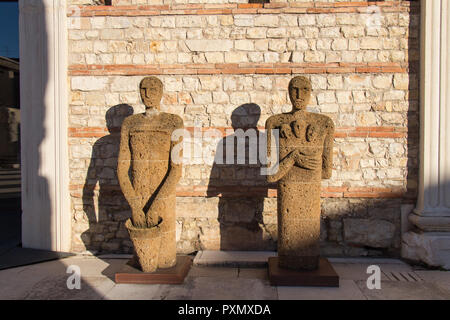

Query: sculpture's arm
[
  {"left": 321, "top": 120, "right": 335, "bottom": 179},
  {"left": 294, "top": 150, "right": 321, "bottom": 171},
  {"left": 117, "top": 121, "right": 146, "bottom": 227},
  {"left": 117, "top": 122, "right": 137, "bottom": 203},
  {"left": 146, "top": 121, "right": 184, "bottom": 226},
  {"left": 154, "top": 135, "right": 183, "bottom": 199},
  {"left": 265, "top": 120, "right": 296, "bottom": 183},
  {"left": 267, "top": 150, "right": 297, "bottom": 183}
]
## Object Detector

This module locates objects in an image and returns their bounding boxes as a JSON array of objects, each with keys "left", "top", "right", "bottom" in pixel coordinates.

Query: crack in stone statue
[
  {"left": 117, "top": 76, "right": 183, "bottom": 272},
  {"left": 266, "top": 76, "right": 335, "bottom": 270}
]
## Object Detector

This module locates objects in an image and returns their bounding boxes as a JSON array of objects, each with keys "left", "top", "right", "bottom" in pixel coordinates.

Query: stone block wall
[{"left": 67, "top": 1, "right": 420, "bottom": 257}]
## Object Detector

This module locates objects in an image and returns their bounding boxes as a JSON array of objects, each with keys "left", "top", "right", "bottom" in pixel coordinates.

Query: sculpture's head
[
  {"left": 288, "top": 76, "right": 312, "bottom": 111},
  {"left": 140, "top": 76, "right": 163, "bottom": 109}
]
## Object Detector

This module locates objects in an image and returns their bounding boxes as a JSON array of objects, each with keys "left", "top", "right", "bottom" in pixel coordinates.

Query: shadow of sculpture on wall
[
  {"left": 207, "top": 103, "right": 277, "bottom": 251},
  {"left": 82, "top": 104, "right": 134, "bottom": 253}
]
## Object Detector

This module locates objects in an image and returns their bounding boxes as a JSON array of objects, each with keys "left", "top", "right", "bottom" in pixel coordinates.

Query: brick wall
[{"left": 67, "top": 1, "right": 420, "bottom": 257}]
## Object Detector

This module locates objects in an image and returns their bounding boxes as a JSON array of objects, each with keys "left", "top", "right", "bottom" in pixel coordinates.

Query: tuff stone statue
[
  {"left": 266, "top": 76, "right": 335, "bottom": 270},
  {"left": 117, "top": 76, "right": 183, "bottom": 272}
]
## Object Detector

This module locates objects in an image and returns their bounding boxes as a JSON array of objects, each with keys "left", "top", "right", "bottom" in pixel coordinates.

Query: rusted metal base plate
[
  {"left": 268, "top": 257, "right": 339, "bottom": 287},
  {"left": 115, "top": 255, "right": 192, "bottom": 285}
]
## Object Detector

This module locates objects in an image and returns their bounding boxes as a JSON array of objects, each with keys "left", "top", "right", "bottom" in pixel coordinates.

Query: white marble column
[
  {"left": 402, "top": 0, "right": 450, "bottom": 269},
  {"left": 19, "top": 0, "right": 71, "bottom": 252}
]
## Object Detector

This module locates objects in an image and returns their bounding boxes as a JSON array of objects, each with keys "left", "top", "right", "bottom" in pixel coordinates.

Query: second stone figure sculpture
[
  {"left": 117, "top": 76, "right": 184, "bottom": 273},
  {"left": 266, "top": 76, "right": 339, "bottom": 286}
]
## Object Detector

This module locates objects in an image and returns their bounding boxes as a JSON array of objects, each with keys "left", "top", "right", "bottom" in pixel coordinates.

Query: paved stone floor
[{"left": 0, "top": 254, "right": 449, "bottom": 300}]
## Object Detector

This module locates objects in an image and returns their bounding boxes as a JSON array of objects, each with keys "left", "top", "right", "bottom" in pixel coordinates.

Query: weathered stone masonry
[{"left": 67, "top": 1, "right": 420, "bottom": 257}]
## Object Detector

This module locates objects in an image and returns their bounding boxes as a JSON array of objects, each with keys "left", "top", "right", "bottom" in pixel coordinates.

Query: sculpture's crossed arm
[
  {"left": 266, "top": 120, "right": 321, "bottom": 183},
  {"left": 321, "top": 119, "right": 335, "bottom": 180},
  {"left": 117, "top": 120, "right": 147, "bottom": 228},
  {"left": 266, "top": 121, "right": 297, "bottom": 183},
  {"left": 145, "top": 126, "right": 183, "bottom": 227}
]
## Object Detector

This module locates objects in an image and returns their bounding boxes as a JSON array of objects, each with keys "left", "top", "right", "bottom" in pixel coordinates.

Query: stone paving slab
[
  {"left": 183, "top": 277, "right": 278, "bottom": 300},
  {"left": 277, "top": 280, "right": 366, "bottom": 300},
  {"left": 104, "top": 284, "right": 164, "bottom": 300},
  {"left": 97, "top": 254, "right": 133, "bottom": 260},
  {"left": 23, "top": 275, "right": 115, "bottom": 300},
  {"left": 331, "top": 262, "right": 415, "bottom": 281},
  {"left": 194, "top": 251, "right": 411, "bottom": 268},
  {"left": 332, "top": 263, "right": 389, "bottom": 281},
  {"left": 328, "top": 257, "right": 410, "bottom": 265},
  {"left": 0, "top": 265, "right": 43, "bottom": 299},
  {"left": 0, "top": 254, "right": 449, "bottom": 300},
  {"left": 238, "top": 268, "right": 269, "bottom": 281},
  {"left": 188, "top": 266, "right": 239, "bottom": 278},
  {"left": 0, "top": 259, "right": 73, "bottom": 299},
  {"left": 355, "top": 280, "right": 450, "bottom": 300},
  {"left": 414, "top": 270, "right": 450, "bottom": 292},
  {"left": 60, "top": 256, "right": 128, "bottom": 280},
  {"left": 0, "top": 247, "right": 73, "bottom": 271},
  {"left": 194, "top": 251, "right": 277, "bottom": 267},
  {"left": 0, "top": 256, "right": 122, "bottom": 299}
]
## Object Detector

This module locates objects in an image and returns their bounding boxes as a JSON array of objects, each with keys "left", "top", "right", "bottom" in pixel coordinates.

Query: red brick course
[
  {"left": 70, "top": 1, "right": 417, "bottom": 17},
  {"left": 69, "top": 62, "right": 409, "bottom": 76},
  {"left": 69, "top": 183, "right": 405, "bottom": 199}
]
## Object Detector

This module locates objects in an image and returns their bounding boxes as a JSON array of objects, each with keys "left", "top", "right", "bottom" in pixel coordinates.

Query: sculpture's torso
[{"left": 125, "top": 112, "right": 181, "bottom": 203}]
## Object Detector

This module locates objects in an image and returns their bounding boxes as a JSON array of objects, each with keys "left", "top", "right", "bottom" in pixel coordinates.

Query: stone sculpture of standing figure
[
  {"left": 117, "top": 76, "right": 183, "bottom": 272},
  {"left": 266, "top": 76, "right": 335, "bottom": 270}
]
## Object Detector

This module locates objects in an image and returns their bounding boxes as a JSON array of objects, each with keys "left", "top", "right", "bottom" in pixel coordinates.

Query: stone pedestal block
[
  {"left": 268, "top": 257, "right": 339, "bottom": 287},
  {"left": 115, "top": 255, "right": 192, "bottom": 285}
]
